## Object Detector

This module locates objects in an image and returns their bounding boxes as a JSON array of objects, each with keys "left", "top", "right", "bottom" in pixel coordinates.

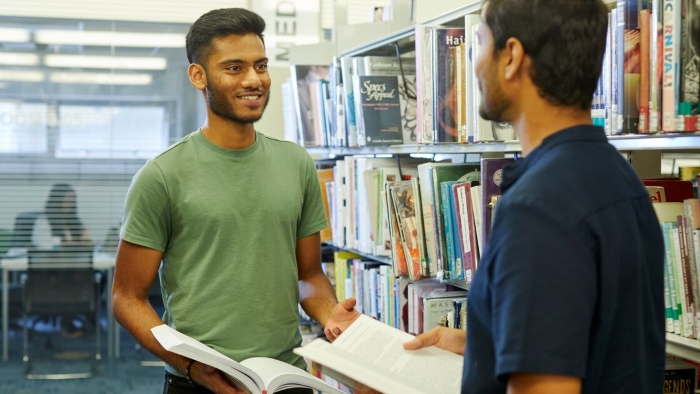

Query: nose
[{"left": 241, "top": 67, "right": 262, "bottom": 89}]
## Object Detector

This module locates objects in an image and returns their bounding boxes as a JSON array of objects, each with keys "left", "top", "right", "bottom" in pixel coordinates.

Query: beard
[
  {"left": 477, "top": 66, "right": 510, "bottom": 123},
  {"left": 206, "top": 78, "right": 270, "bottom": 124}
]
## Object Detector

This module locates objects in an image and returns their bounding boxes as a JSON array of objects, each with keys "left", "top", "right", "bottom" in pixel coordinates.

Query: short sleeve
[
  {"left": 296, "top": 154, "right": 329, "bottom": 239},
  {"left": 490, "top": 200, "right": 596, "bottom": 381},
  {"left": 120, "top": 160, "right": 171, "bottom": 252}
]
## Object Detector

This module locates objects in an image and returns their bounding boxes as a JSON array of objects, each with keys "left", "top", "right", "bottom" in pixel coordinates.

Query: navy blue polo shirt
[{"left": 462, "top": 125, "right": 665, "bottom": 393}]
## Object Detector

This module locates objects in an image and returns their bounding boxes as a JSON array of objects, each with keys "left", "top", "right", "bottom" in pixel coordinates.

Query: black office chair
[
  {"left": 22, "top": 248, "right": 101, "bottom": 379},
  {"left": 11, "top": 211, "right": 42, "bottom": 248}
]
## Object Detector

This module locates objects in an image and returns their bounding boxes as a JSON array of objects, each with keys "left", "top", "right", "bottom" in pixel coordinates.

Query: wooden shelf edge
[{"left": 666, "top": 333, "right": 700, "bottom": 363}]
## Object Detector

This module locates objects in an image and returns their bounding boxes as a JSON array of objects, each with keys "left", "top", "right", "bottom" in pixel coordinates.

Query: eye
[
  {"left": 257, "top": 64, "right": 268, "bottom": 71},
  {"left": 227, "top": 66, "right": 241, "bottom": 72}
]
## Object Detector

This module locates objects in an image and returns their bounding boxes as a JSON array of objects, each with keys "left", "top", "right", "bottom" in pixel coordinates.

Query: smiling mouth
[{"left": 238, "top": 93, "right": 263, "bottom": 101}]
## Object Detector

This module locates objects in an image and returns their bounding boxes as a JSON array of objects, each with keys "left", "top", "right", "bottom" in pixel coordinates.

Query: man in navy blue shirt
[{"left": 404, "top": 0, "right": 666, "bottom": 393}]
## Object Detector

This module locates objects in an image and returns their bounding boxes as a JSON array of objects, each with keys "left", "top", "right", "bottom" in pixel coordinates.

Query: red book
[{"left": 642, "top": 178, "right": 694, "bottom": 202}]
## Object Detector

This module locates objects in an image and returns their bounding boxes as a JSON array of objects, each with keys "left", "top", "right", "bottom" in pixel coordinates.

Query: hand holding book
[
  {"left": 188, "top": 361, "right": 248, "bottom": 394},
  {"left": 295, "top": 315, "right": 463, "bottom": 394},
  {"left": 323, "top": 297, "right": 361, "bottom": 342}
]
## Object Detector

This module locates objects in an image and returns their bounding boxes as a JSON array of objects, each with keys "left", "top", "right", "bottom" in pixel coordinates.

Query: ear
[
  {"left": 188, "top": 63, "right": 207, "bottom": 91},
  {"left": 503, "top": 37, "right": 525, "bottom": 81}
]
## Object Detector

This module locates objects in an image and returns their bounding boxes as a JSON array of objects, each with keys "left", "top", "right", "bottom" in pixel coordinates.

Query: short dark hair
[
  {"left": 483, "top": 0, "right": 608, "bottom": 110},
  {"left": 185, "top": 8, "right": 266, "bottom": 66}
]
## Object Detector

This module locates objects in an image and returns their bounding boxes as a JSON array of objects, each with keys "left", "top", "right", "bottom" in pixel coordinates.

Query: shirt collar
[{"left": 501, "top": 125, "right": 607, "bottom": 192}]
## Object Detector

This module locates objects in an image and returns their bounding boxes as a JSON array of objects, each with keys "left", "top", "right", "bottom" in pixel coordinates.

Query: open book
[
  {"left": 151, "top": 325, "right": 344, "bottom": 394},
  {"left": 293, "top": 315, "right": 463, "bottom": 394}
]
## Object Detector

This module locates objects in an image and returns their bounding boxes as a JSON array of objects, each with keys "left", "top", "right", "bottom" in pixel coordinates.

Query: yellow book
[{"left": 333, "top": 252, "right": 360, "bottom": 302}]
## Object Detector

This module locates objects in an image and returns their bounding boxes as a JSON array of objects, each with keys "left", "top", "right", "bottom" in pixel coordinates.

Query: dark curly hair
[{"left": 483, "top": 0, "right": 608, "bottom": 111}]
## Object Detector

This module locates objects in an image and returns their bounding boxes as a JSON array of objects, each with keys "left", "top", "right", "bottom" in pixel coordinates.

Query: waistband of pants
[{"left": 165, "top": 371, "right": 197, "bottom": 386}]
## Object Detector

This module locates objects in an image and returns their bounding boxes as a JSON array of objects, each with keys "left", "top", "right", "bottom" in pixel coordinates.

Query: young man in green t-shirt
[{"left": 112, "top": 8, "right": 360, "bottom": 394}]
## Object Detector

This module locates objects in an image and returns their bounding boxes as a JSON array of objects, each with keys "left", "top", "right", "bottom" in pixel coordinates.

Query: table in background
[{"left": 0, "top": 248, "right": 118, "bottom": 361}]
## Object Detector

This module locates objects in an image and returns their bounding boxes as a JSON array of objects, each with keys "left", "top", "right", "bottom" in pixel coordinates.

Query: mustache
[{"left": 239, "top": 89, "right": 264, "bottom": 95}]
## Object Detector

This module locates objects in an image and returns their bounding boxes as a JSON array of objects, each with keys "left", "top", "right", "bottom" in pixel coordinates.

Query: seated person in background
[
  {"left": 31, "top": 183, "right": 94, "bottom": 338},
  {"left": 44, "top": 183, "right": 92, "bottom": 248}
]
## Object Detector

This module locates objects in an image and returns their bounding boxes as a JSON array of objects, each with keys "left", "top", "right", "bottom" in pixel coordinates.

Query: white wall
[{"left": 256, "top": 66, "right": 291, "bottom": 140}]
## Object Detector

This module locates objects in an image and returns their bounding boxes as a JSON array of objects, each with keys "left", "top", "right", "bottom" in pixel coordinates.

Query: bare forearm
[
  {"left": 112, "top": 293, "right": 190, "bottom": 374},
  {"left": 299, "top": 272, "right": 338, "bottom": 327}
]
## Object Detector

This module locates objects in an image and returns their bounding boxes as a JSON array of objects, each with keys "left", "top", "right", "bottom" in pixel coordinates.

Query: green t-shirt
[{"left": 120, "top": 130, "right": 328, "bottom": 374}]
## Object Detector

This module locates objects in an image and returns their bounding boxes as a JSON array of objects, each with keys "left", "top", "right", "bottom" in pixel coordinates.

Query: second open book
[
  {"left": 151, "top": 324, "right": 344, "bottom": 394},
  {"left": 294, "top": 314, "right": 464, "bottom": 394}
]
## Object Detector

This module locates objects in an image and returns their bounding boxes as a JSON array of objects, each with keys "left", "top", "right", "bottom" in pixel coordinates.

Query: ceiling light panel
[
  {"left": 44, "top": 54, "right": 167, "bottom": 70},
  {"left": 0, "top": 28, "right": 31, "bottom": 43},
  {"left": 0, "top": 70, "right": 44, "bottom": 82},
  {"left": 35, "top": 30, "right": 185, "bottom": 48},
  {"left": 0, "top": 53, "right": 39, "bottom": 66},
  {"left": 49, "top": 72, "right": 152, "bottom": 85}
]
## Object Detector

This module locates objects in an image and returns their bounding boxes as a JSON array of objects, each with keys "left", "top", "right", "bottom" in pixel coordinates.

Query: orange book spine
[{"left": 638, "top": 9, "right": 650, "bottom": 133}]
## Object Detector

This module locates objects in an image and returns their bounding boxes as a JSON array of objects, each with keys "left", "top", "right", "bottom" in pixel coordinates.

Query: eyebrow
[{"left": 218, "top": 57, "right": 269, "bottom": 66}]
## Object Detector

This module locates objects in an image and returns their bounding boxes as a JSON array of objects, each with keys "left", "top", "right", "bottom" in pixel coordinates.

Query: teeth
[{"left": 240, "top": 96, "right": 260, "bottom": 100}]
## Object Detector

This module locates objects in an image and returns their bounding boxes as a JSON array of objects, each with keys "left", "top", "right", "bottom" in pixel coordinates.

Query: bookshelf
[
  {"left": 290, "top": 0, "right": 700, "bottom": 375},
  {"left": 323, "top": 243, "right": 470, "bottom": 291},
  {"left": 307, "top": 133, "right": 700, "bottom": 158},
  {"left": 323, "top": 243, "right": 392, "bottom": 266},
  {"left": 666, "top": 334, "right": 700, "bottom": 364}
]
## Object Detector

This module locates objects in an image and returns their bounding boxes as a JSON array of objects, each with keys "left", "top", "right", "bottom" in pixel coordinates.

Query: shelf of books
[
  {"left": 308, "top": 133, "right": 700, "bottom": 158},
  {"left": 297, "top": 0, "right": 700, "bottom": 385}
]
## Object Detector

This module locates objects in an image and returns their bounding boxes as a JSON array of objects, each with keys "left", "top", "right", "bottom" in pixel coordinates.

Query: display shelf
[
  {"left": 307, "top": 140, "right": 522, "bottom": 157},
  {"left": 323, "top": 243, "right": 470, "bottom": 291},
  {"left": 444, "top": 278, "right": 470, "bottom": 291},
  {"left": 607, "top": 132, "right": 700, "bottom": 151},
  {"left": 307, "top": 132, "right": 700, "bottom": 158},
  {"left": 323, "top": 243, "right": 392, "bottom": 266},
  {"left": 666, "top": 334, "right": 700, "bottom": 363}
]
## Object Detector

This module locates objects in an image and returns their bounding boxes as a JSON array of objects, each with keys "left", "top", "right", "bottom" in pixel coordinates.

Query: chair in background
[
  {"left": 11, "top": 211, "right": 42, "bottom": 248},
  {"left": 0, "top": 228, "right": 24, "bottom": 332},
  {"left": 0, "top": 228, "right": 12, "bottom": 255},
  {"left": 22, "top": 248, "right": 101, "bottom": 379}
]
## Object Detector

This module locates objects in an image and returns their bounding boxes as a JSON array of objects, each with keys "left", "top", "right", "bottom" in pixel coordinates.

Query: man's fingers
[
  {"left": 340, "top": 297, "right": 357, "bottom": 310},
  {"left": 403, "top": 336, "right": 425, "bottom": 350},
  {"left": 325, "top": 327, "right": 338, "bottom": 342},
  {"left": 403, "top": 328, "right": 441, "bottom": 350}
]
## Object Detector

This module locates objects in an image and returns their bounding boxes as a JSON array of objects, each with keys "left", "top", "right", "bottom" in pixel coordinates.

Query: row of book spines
[
  {"left": 598, "top": 1, "right": 699, "bottom": 135},
  {"left": 328, "top": 158, "right": 510, "bottom": 284},
  {"left": 333, "top": 253, "right": 467, "bottom": 335},
  {"left": 656, "top": 199, "right": 700, "bottom": 339},
  {"left": 326, "top": 56, "right": 417, "bottom": 148}
]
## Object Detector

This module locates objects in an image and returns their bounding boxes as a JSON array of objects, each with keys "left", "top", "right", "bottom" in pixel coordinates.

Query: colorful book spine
[
  {"left": 639, "top": 9, "right": 651, "bottom": 132},
  {"left": 340, "top": 57, "right": 358, "bottom": 147},
  {"left": 621, "top": 0, "right": 644, "bottom": 133},
  {"left": 453, "top": 182, "right": 477, "bottom": 283},
  {"left": 662, "top": 0, "right": 680, "bottom": 131},
  {"left": 480, "top": 158, "right": 514, "bottom": 249},
  {"left": 432, "top": 28, "right": 465, "bottom": 143},
  {"left": 616, "top": 0, "right": 625, "bottom": 134},
  {"left": 440, "top": 181, "right": 457, "bottom": 279},
  {"left": 680, "top": 0, "right": 700, "bottom": 121},
  {"left": 415, "top": 25, "right": 434, "bottom": 144}
]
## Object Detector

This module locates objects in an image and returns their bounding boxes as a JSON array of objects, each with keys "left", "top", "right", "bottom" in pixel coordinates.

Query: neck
[
  {"left": 200, "top": 111, "right": 256, "bottom": 150},
  {"left": 511, "top": 100, "right": 592, "bottom": 156}
]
